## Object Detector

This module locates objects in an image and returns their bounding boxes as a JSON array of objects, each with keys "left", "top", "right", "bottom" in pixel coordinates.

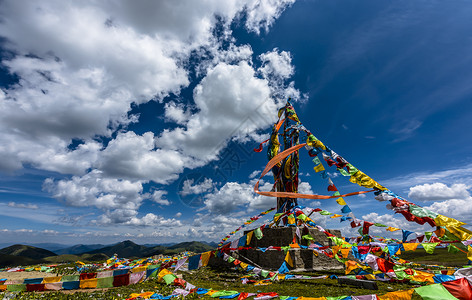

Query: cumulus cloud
[
  {"left": 98, "top": 131, "right": 189, "bottom": 184},
  {"left": 408, "top": 182, "right": 470, "bottom": 201},
  {"left": 157, "top": 61, "right": 279, "bottom": 161},
  {"left": 151, "top": 190, "right": 170, "bottom": 206},
  {"left": 0, "top": 0, "right": 300, "bottom": 237},
  {"left": 179, "top": 178, "right": 215, "bottom": 196}
]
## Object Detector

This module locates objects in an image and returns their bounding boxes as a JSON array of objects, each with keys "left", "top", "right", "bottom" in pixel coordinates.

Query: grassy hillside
[
  {"left": 0, "top": 244, "right": 57, "bottom": 259},
  {"left": 398, "top": 247, "right": 469, "bottom": 266},
  {"left": 55, "top": 244, "right": 105, "bottom": 255},
  {"left": 0, "top": 253, "right": 42, "bottom": 268},
  {"left": 43, "top": 253, "right": 109, "bottom": 263},
  {"left": 86, "top": 240, "right": 149, "bottom": 258}
]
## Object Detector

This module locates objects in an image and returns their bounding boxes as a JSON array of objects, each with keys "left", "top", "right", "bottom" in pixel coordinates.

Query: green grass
[
  {"left": 1, "top": 266, "right": 425, "bottom": 300},
  {"left": 398, "top": 247, "right": 469, "bottom": 267}
]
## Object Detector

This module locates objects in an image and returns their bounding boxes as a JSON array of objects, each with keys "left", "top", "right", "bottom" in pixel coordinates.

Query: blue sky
[{"left": 1, "top": 0, "right": 472, "bottom": 246}]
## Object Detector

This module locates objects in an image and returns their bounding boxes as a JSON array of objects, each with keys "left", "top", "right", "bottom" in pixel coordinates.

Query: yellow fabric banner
[
  {"left": 42, "top": 276, "right": 62, "bottom": 283},
  {"left": 200, "top": 251, "right": 212, "bottom": 267},
  {"left": 246, "top": 231, "right": 253, "bottom": 245},
  {"left": 402, "top": 243, "right": 419, "bottom": 251},
  {"left": 377, "top": 289, "right": 414, "bottom": 300},
  {"left": 285, "top": 251, "right": 294, "bottom": 267},
  {"left": 79, "top": 278, "right": 98, "bottom": 289},
  {"left": 314, "top": 164, "right": 325, "bottom": 172},
  {"left": 435, "top": 214, "right": 466, "bottom": 227}
]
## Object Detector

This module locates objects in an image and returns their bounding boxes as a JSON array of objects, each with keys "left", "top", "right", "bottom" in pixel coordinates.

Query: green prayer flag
[
  {"left": 163, "top": 274, "right": 177, "bottom": 285},
  {"left": 320, "top": 210, "right": 331, "bottom": 215},
  {"left": 447, "top": 244, "right": 459, "bottom": 254},
  {"left": 422, "top": 242, "right": 439, "bottom": 254},
  {"left": 337, "top": 168, "right": 350, "bottom": 176},
  {"left": 346, "top": 163, "right": 358, "bottom": 175},
  {"left": 373, "top": 223, "right": 387, "bottom": 227},
  {"left": 328, "top": 236, "right": 344, "bottom": 246},
  {"left": 62, "top": 275, "right": 80, "bottom": 282},
  {"left": 332, "top": 191, "right": 341, "bottom": 196},
  {"left": 254, "top": 227, "right": 263, "bottom": 240},
  {"left": 211, "top": 291, "right": 239, "bottom": 298},
  {"left": 227, "top": 256, "right": 235, "bottom": 263},
  {"left": 302, "top": 234, "right": 314, "bottom": 240},
  {"left": 312, "top": 157, "right": 321, "bottom": 164},
  {"left": 260, "top": 270, "right": 269, "bottom": 278},
  {"left": 297, "top": 214, "right": 307, "bottom": 221},
  {"left": 7, "top": 284, "right": 26, "bottom": 292},
  {"left": 409, "top": 205, "right": 438, "bottom": 219},
  {"left": 97, "top": 277, "right": 114, "bottom": 288},
  {"left": 281, "top": 246, "right": 290, "bottom": 254},
  {"left": 326, "top": 296, "right": 350, "bottom": 300},
  {"left": 415, "top": 283, "right": 457, "bottom": 300},
  {"left": 424, "top": 231, "right": 433, "bottom": 241}
]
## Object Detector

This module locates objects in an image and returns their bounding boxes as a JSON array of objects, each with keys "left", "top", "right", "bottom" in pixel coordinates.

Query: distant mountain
[
  {"left": 0, "top": 244, "right": 57, "bottom": 260},
  {"left": 55, "top": 244, "right": 106, "bottom": 255},
  {"left": 0, "top": 253, "right": 40, "bottom": 268},
  {"left": 43, "top": 253, "right": 109, "bottom": 264},
  {"left": 0, "top": 244, "right": 58, "bottom": 268},
  {"left": 28, "top": 243, "right": 72, "bottom": 252},
  {"left": 168, "top": 241, "right": 215, "bottom": 253},
  {"left": 86, "top": 240, "right": 149, "bottom": 258}
]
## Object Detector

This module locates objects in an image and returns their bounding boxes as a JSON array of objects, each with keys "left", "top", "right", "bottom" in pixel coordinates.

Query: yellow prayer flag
[
  {"left": 285, "top": 251, "right": 294, "bottom": 267},
  {"left": 200, "top": 251, "right": 211, "bottom": 267},
  {"left": 336, "top": 197, "right": 347, "bottom": 205},
  {"left": 132, "top": 266, "right": 147, "bottom": 273},
  {"left": 340, "top": 248, "right": 351, "bottom": 259},
  {"left": 79, "top": 278, "right": 98, "bottom": 289},
  {"left": 345, "top": 260, "right": 358, "bottom": 275},
  {"left": 402, "top": 243, "right": 419, "bottom": 251},
  {"left": 435, "top": 214, "right": 466, "bottom": 227},
  {"left": 330, "top": 214, "right": 342, "bottom": 218},
  {"left": 446, "top": 225, "right": 472, "bottom": 241},
  {"left": 239, "top": 262, "right": 248, "bottom": 270},
  {"left": 42, "top": 276, "right": 62, "bottom": 283},
  {"left": 332, "top": 245, "right": 341, "bottom": 255},
  {"left": 314, "top": 164, "right": 325, "bottom": 172},
  {"left": 386, "top": 227, "right": 400, "bottom": 232},
  {"left": 246, "top": 231, "right": 253, "bottom": 245},
  {"left": 377, "top": 289, "right": 414, "bottom": 300}
]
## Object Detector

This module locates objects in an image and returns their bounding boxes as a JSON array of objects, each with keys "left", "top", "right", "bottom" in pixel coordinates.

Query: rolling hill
[
  {"left": 55, "top": 244, "right": 106, "bottom": 255},
  {"left": 86, "top": 240, "right": 149, "bottom": 258},
  {"left": 0, "top": 244, "right": 57, "bottom": 259}
]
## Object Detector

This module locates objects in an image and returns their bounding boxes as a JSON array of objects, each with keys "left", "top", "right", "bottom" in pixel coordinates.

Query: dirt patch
[{"left": 0, "top": 271, "right": 60, "bottom": 281}]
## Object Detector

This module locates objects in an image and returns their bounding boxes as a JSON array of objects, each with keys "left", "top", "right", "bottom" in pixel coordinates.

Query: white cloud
[
  {"left": 244, "top": 0, "right": 296, "bottom": 34},
  {"left": 175, "top": 212, "right": 182, "bottom": 218},
  {"left": 43, "top": 170, "right": 145, "bottom": 210},
  {"left": 202, "top": 182, "right": 255, "bottom": 214},
  {"left": 258, "top": 48, "right": 294, "bottom": 80},
  {"left": 157, "top": 61, "right": 279, "bottom": 161},
  {"left": 151, "top": 190, "right": 170, "bottom": 206},
  {"left": 8, "top": 202, "right": 38, "bottom": 210},
  {"left": 0, "top": 0, "right": 299, "bottom": 236},
  {"left": 179, "top": 177, "right": 215, "bottom": 197},
  {"left": 249, "top": 170, "right": 261, "bottom": 179},
  {"left": 382, "top": 164, "right": 472, "bottom": 192},
  {"left": 408, "top": 182, "right": 470, "bottom": 201},
  {"left": 98, "top": 131, "right": 189, "bottom": 184}
]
